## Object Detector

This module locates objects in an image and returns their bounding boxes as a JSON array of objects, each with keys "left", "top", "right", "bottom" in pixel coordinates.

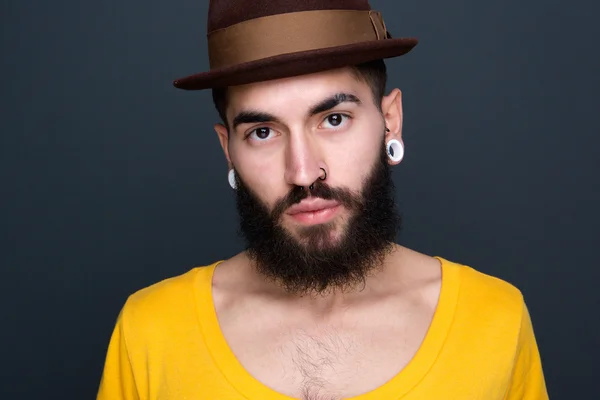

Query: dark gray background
[{"left": 1, "top": 0, "right": 598, "bottom": 398}]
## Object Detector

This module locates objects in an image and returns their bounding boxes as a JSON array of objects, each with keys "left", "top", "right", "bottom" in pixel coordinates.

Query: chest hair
[{"left": 283, "top": 328, "right": 359, "bottom": 400}]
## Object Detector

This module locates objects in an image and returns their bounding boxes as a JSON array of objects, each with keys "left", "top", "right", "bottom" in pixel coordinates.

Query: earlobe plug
[
  {"left": 386, "top": 139, "right": 404, "bottom": 163},
  {"left": 228, "top": 169, "right": 237, "bottom": 189}
]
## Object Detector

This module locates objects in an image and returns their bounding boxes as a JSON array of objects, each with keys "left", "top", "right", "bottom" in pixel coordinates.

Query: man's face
[{"left": 216, "top": 68, "right": 403, "bottom": 294}]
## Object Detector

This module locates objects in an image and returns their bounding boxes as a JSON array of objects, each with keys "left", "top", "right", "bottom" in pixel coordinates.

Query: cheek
[
  {"left": 324, "top": 129, "right": 382, "bottom": 190},
  {"left": 230, "top": 147, "right": 286, "bottom": 208}
]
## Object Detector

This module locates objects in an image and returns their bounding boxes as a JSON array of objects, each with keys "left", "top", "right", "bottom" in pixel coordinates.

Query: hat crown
[{"left": 207, "top": 0, "right": 371, "bottom": 33}]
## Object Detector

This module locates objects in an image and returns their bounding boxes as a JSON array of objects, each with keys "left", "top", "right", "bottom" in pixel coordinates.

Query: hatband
[{"left": 208, "top": 10, "right": 388, "bottom": 69}]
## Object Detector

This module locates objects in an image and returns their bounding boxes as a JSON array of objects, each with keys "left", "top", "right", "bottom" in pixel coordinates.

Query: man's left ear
[
  {"left": 381, "top": 88, "right": 403, "bottom": 141},
  {"left": 381, "top": 88, "right": 404, "bottom": 165}
]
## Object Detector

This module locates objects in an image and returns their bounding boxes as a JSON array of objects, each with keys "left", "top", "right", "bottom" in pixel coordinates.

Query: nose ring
[
  {"left": 319, "top": 167, "right": 327, "bottom": 181},
  {"left": 305, "top": 168, "right": 328, "bottom": 191}
]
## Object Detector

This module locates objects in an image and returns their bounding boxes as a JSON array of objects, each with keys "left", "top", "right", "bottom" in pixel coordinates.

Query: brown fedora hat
[{"left": 173, "top": 0, "right": 418, "bottom": 90}]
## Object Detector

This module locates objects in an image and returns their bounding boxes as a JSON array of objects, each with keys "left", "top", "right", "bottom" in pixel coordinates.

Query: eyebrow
[
  {"left": 232, "top": 111, "right": 282, "bottom": 130},
  {"left": 308, "top": 93, "right": 362, "bottom": 116},
  {"left": 231, "top": 92, "right": 362, "bottom": 130}
]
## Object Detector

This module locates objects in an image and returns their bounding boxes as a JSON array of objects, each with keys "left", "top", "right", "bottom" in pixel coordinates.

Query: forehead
[{"left": 226, "top": 68, "right": 372, "bottom": 118}]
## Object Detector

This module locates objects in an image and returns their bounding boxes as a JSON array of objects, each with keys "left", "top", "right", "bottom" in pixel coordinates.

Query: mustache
[{"left": 270, "top": 179, "right": 362, "bottom": 221}]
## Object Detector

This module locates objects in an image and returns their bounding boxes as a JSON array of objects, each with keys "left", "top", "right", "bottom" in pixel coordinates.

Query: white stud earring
[
  {"left": 228, "top": 169, "right": 237, "bottom": 189},
  {"left": 386, "top": 139, "right": 404, "bottom": 163}
]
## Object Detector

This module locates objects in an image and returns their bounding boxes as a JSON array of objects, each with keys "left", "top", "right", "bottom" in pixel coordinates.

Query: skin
[
  {"left": 213, "top": 68, "right": 443, "bottom": 399},
  {"left": 216, "top": 68, "right": 402, "bottom": 244}
]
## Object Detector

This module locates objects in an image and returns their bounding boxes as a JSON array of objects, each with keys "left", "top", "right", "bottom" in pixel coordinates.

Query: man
[{"left": 98, "top": 0, "right": 548, "bottom": 399}]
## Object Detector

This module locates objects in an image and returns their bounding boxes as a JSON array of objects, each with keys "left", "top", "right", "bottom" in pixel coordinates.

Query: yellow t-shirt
[{"left": 97, "top": 258, "right": 548, "bottom": 399}]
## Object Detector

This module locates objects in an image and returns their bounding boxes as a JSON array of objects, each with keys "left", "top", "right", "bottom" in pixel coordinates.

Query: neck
[{"left": 242, "top": 243, "right": 405, "bottom": 314}]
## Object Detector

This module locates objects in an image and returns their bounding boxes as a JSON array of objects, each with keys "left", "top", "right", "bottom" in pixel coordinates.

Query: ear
[
  {"left": 380, "top": 88, "right": 404, "bottom": 165},
  {"left": 214, "top": 123, "right": 233, "bottom": 168},
  {"left": 381, "top": 88, "right": 403, "bottom": 142}
]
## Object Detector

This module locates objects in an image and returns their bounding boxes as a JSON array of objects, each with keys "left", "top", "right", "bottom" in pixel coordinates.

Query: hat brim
[{"left": 173, "top": 37, "right": 418, "bottom": 90}]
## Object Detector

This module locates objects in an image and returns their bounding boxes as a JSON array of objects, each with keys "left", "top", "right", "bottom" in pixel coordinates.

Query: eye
[
  {"left": 247, "top": 127, "right": 275, "bottom": 141},
  {"left": 320, "top": 113, "right": 351, "bottom": 129}
]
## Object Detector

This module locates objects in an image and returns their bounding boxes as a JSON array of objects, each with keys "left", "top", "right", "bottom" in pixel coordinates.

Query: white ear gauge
[
  {"left": 228, "top": 169, "right": 237, "bottom": 189},
  {"left": 386, "top": 139, "right": 404, "bottom": 163}
]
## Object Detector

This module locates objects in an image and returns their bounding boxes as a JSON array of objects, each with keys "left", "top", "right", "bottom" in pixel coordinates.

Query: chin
[{"left": 287, "top": 219, "right": 349, "bottom": 250}]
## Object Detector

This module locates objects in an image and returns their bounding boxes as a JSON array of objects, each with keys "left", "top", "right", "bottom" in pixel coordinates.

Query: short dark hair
[{"left": 212, "top": 59, "right": 387, "bottom": 130}]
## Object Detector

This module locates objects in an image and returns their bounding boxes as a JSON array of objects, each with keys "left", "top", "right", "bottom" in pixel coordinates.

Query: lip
[{"left": 286, "top": 198, "right": 341, "bottom": 225}]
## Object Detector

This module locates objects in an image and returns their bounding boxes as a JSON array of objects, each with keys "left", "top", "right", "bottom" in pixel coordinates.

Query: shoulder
[
  {"left": 442, "top": 257, "right": 524, "bottom": 308},
  {"left": 439, "top": 257, "right": 526, "bottom": 335},
  {"left": 119, "top": 263, "right": 219, "bottom": 334}
]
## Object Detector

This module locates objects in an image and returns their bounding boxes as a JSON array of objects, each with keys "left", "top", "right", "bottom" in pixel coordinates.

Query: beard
[{"left": 234, "top": 141, "right": 401, "bottom": 295}]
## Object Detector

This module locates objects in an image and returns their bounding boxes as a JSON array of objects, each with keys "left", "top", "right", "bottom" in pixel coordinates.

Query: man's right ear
[{"left": 214, "top": 123, "right": 232, "bottom": 166}]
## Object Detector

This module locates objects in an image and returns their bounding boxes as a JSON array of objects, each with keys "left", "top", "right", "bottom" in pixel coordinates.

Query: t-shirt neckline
[{"left": 193, "top": 257, "right": 460, "bottom": 399}]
